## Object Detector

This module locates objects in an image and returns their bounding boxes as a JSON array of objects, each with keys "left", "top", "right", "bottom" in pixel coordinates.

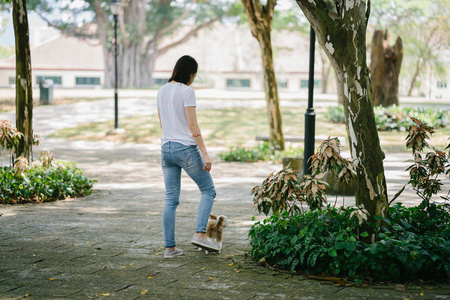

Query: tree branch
[
  {"left": 267, "top": 0, "right": 277, "bottom": 16},
  {"left": 34, "top": 10, "right": 96, "bottom": 40},
  {"left": 159, "top": 0, "right": 199, "bottom": 37},
  {"left": 157, "top": 18, "right": 218, "bottom": 56},
  {"left": 295, "top": 0, "right": 330, "bottom": 22}
]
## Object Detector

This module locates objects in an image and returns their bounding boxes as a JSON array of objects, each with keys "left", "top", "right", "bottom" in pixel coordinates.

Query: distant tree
[
  {"left": 12, "top": 0, "right": 34, "bottom": 162},
  {"left": 295, "top": 0, "right": 389, "bottom": 227},
  {"left": 370, "top": 29, "right": 403, "bottom": 107},
  {"left": 273, "top": 3, "right": 335, "bottom": 94},
  {"left": 30, "top": 0, "right": 230, "bottom": 88},
  {"left": 369, "top": 0, "right": 449, "bottom": 97},
  {"left": 318, "top": 48, "right": 332, "bottom": 93},
  {"left": 241, "top": 0, "right": 285, "bottom": 150}
]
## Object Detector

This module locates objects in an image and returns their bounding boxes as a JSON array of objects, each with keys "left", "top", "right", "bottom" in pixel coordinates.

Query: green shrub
[
  {"left": 219, "top": 141, "right": 303, "bottom": 162},
  {"left": 325, "top": 105, "right": 346, "bottom": 123},
  {"left": 249, "top": 118, "right": 450, "bottom": 281},
  {"left": 249, "top": 203, "right": 450, "bottom": 281},
  {"left": 325, "top": 105, "right": 449, "bottom": 131},
  {"left": 0, "top": 161, "right": 95, "bottom": 204}
]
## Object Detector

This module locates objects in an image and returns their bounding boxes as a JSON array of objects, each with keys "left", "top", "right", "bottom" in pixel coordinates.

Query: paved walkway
[{"left": 1, "top": 95, "right": 449, "bottom": 299}]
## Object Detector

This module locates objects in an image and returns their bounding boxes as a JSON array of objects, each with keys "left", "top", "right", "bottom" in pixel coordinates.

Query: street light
[
  {"left": 303, "top": 26, "right": 316, "bottom": 175},
  {"left": 110, "top": 0, "right": 122, "bottom": 130}
]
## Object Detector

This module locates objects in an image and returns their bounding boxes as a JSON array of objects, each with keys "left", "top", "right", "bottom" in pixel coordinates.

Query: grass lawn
[{"left": 50, "top": 106, "right": 450, "bottom": 153}]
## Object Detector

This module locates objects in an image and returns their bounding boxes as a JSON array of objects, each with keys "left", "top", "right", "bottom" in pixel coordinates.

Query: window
[
  {"left": 153, "top": 78, "right": 168, "bottom": 86},
  {"left": 300, "top": 79, "right": 321, "bottom": 89},
  {"left": 437, "top": 82, "right": 447, "bottom": 88},
  {"left": 75, "top": 77, "right": 101, "bottom": 86},
  {"left": 36, "top": 76, "right": 62, "bottom": 85},
  {"left": 278, "top": 80, "right": 288, "bottom": 88},
  {"left": 226, "top": 79, "right": 251, "bottom": 88},
  {"left": 8, "top": 77, "right": 15, "bottom": 85}
]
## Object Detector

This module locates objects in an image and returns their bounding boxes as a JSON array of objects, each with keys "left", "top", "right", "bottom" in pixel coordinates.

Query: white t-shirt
[{"left": 157, "top": 82, "right": 197, "bottom": 146}]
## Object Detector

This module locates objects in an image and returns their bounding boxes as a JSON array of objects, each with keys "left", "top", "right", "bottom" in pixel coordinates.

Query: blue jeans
[{"left": 161, "top": 142, "right": 216, "bottom": 248}]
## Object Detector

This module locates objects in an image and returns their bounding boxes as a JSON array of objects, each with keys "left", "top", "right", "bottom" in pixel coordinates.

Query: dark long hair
[{"left": 168, "top": 55, "right": 198, "bottom": 84}]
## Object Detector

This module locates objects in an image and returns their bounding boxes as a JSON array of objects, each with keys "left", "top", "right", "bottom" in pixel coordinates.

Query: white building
[
  {"left": 0, "top": 34, "right": 104, "bottom": 88},
  {"left": 0, "top": 23, "right": 331, "bottom": 92}
]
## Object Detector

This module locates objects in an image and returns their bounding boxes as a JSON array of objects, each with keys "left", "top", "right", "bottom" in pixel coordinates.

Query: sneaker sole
[
  {"left": 191, "top": 240, "right": 220, "bottom": 253},
  {"left": 164, "top": 253, "right": 183, "bottom": 259},
  {"left": 164, "top": 250, "right": 184, "bottom": 259}
]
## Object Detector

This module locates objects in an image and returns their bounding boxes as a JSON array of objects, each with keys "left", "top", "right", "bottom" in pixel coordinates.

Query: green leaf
[
  {"left": 360, "top": 231, "right": 369, "bottom": 237},
  {"left": 392, "top": 225, "right": 404, "bottom": 231},
  {"left": 345, "top": 243, "right": 356, "bottom": 251},
  {"left": 328, "top": 248, "right": 337, "bottom": 257},
  {"left": 335, "top": 242, "right": 346, "bottom": 250}
]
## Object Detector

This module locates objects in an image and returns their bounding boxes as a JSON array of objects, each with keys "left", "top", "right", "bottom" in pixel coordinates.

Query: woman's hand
[{"left": 202, "top": 153, "right": 212, "bottom": 172}]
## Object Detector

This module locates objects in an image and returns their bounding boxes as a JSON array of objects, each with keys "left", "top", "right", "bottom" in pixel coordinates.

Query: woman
[{"left": 157, "top": 55, "right": 219, "bottom": 259}]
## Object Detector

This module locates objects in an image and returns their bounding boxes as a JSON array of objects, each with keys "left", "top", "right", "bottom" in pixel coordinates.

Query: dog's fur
[{"left": 201, "top": 214, "right": 227, "bottom": 254}]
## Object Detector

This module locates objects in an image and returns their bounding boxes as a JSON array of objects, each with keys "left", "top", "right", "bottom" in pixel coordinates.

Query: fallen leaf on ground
[
  {"left": 200, "top": 267, "right": 206, "bottom": 270},
  {"left": 395, "top": 284, "right": 406, "bottom": 291},
  {"left": 49, "top": 278, "right": 55, "bottom": 282},
  {"left": 102, "top": 293, "right": 110, "bottom": 296},
  {"left": 228, "top": 263, "right": 234, "bottom": 266},
  {"left": 420, "top": 292, "right": 424, "bottom": 296},
  {"left": 130, "top": 263, "right": 134, "bottom": 266},
  {"left": 141, "top": 290, "right": 148, "bottom": 295},
  {"left": 345, "top": 283, "right": 354, "bottom": 287},
  {"left": 208, "top": 276, "right": 215, "bottom": 280},
  {"left": 148, "top": 276, "right": 153, "bottom": 279},
  {"left": 120, "top": 266, "right": 127, "bottom": 269}
]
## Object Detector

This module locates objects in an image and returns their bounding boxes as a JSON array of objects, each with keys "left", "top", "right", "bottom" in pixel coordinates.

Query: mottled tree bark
[
  {"left": 242, "top": 0, "right": 285, "bottom": 150},
  {"left": 295, "top": 0, "right": 389, "bottom": 227},
  {"left": 13, "top": 0, "right": 33, "bottom": 162},
  {"left": 370, "top": 29, "right": 403, "bottom": 107}
]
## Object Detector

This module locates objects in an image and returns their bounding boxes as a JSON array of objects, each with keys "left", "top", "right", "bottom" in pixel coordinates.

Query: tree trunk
[
  {"left": 93, "top": 0, "right": 112, "bottom": 88},
  {"left": 319, "top": 49, "right": 332, "bottom": 93},
  {"left": 242, "top": 0, "right": 285, "bottom": 150},
  {"left": 370, "top": 29, "right": 403, "bottom": 106},
  {"left": 13, "top": 0, "right": 33, "bottom": 163},
  {"left": 295, "top": 0, "right": 389, "bottom": 228},
  {"left": 140, "top": 42, "right": 157, "bottom": 88},
  {"left": 407, "top": 57, "right": 424, "bottom": 96},
  {"left": 258, "top": 30, "right": 285, "bottom": 150}
]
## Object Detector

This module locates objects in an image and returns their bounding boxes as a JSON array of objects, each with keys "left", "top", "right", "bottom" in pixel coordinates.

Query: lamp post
[
  {"left": 110, "top": 0, "right": 122, "bottom": 130},
  {"left": 303, "top": 26, "right": 316, "bottom": 175}
]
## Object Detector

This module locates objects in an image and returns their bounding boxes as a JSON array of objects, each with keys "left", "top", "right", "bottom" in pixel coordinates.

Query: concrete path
[{"left": 1, "top": 94, "right": 449, "bottom": 299}]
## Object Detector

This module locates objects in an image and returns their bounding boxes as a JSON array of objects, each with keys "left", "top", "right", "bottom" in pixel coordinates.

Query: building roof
[
  {"left": 0, "top": 23, "right": 316, "bottom": 75},
  {"left": 0, "top": 34, "right": 104, "bottom": 71},
  {"left": 155, "top": 23, "right": 314, "bottom": 75}
]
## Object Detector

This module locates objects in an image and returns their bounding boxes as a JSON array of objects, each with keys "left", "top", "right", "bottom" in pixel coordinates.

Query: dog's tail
[{"left": 217, "top": 215, "right": 227, "bottom": 228}]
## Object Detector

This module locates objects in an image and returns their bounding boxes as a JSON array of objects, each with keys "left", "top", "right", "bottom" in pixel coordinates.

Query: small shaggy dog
[{"left": 201, "top": 214, "right": 227, "bottom": 254}]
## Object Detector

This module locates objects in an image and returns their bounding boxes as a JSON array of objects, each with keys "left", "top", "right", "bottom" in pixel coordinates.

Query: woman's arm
[
  {"left": 185, "top": 106, "right": 212, "bottom": 172},
  {"left": 157, "top": 108, "right": 162, "bottom": 129}
]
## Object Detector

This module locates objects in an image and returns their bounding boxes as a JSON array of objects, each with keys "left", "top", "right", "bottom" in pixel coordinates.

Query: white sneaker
[
  {"left": 191, "top": 236, "right": 220, "bottom": 252},
  {"left": 164, "top": 248, "right": 184, "bottom": 259}
]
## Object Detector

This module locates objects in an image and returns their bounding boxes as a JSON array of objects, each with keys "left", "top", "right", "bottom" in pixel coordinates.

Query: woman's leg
[
  {"left": 161, "top": 150, "right": 182, "bottom": 249},
  {"left": 181, "top": 147, "right": 216, "bottom": 233}
]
